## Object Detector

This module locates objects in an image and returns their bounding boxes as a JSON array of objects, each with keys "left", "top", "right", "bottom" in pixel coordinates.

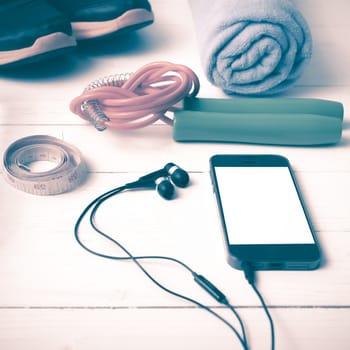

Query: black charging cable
[{"left": 74, "top": 183, "right": 274, "bottom": 349}]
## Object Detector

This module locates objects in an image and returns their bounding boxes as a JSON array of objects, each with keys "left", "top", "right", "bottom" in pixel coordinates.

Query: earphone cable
[
  {"left": 90, "top": 220, "right": 248, "bottom": 350},
  {"left": 74, "top": 186, "right": 249, "bottom": 349},
  {"left": 243, "top": 263, "right": 275, "bottom": 350}
]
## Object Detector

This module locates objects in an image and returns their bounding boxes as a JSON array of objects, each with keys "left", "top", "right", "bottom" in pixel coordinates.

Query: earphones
[
  {"left": 125, "top": 162, "right": 190, "bottom": 199},
  {"left": 74, "top": 162, "right": 275, "bottom": 350}
]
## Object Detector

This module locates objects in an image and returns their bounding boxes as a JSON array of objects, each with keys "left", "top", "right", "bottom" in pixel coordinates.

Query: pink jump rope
[
  {"left": 70, "top": 61, "right": 343, "bottom": 145},
  {"left": 70, "top": 61, "right": 200, "bottom": 131}
]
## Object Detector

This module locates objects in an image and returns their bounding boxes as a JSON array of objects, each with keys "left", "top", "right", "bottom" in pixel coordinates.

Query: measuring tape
[{"left": 2, "top": 135, "right": 85, "bottom": 195}]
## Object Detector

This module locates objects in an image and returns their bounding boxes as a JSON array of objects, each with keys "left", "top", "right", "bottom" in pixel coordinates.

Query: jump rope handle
[{"left": 173, "top": 97, "right": 344, "bottom": 146}]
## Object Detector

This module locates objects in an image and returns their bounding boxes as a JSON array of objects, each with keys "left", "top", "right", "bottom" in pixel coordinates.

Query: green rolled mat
[{"left": 173, "top": 97, "right": 344, "bottom": 146}]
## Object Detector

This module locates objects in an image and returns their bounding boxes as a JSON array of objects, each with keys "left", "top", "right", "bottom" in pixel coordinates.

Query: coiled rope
[{"left": 70, "top": 61, "right": 200, "bottom": 131}]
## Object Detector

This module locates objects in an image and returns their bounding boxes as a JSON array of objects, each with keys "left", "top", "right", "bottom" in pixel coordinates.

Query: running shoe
[
  {"left": 0, "top": 0, "right": 76, "bottom": 68},
  {"left": 47, "top": 0, "right": 154, "bottom": 40}
]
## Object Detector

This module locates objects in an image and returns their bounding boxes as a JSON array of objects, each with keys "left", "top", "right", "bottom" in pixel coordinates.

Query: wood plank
[
  {"left": 1, "top": 125, "right": 349, "bottom": 174},
  {"left": 0, "top": 308, "right": 349, "bottom": 350}
]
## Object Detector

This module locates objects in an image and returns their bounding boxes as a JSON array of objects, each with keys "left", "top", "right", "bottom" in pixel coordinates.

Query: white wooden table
[{"left": 0, "top": 1, "right": 349, "bottom": 349}]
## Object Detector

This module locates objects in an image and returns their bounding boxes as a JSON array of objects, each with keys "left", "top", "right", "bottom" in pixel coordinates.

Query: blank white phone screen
[{"left": 214, "top": 166, "right": 315, "bottom": 245}]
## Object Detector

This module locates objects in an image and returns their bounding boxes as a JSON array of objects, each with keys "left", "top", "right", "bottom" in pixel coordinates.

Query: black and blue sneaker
[
  {"left": 0, "top": 0, "right": 76, "bottom": 68},
  {"left": 47, "top": 0, "right": 154, "bottom": 40}
]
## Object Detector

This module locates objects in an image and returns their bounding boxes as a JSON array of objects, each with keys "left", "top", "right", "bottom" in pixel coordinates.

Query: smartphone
[{"left": 210, "top": 154, "right": 321, "bottom": 270}]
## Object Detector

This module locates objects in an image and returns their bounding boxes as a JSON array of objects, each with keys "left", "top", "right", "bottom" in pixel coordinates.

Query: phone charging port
[{"left": 269, "top": 262, "right": 284, "bottom": 269}]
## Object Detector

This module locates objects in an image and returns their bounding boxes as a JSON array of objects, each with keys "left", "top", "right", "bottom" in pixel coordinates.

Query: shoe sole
[
  {"left": 72, "top": 8, "right": 154, "bottom": 40},
  {"left": 0, "top": 32, "right": 76, "bottom": 68}
]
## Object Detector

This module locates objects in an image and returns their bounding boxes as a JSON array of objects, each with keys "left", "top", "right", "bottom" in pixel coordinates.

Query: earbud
[
  {"left": 164, "top": 163, "right": 190, "bottom": 188},
  {"left": 128, "top": 163, "right": 190, "bottom": 199},
  {"left": 155, "top": 177, "right": 175, "bottom": 200}
]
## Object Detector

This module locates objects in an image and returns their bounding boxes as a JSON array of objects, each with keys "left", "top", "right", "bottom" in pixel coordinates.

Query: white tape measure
[{"left": 2, "top": 135, "right": 85, "bottom": 195}]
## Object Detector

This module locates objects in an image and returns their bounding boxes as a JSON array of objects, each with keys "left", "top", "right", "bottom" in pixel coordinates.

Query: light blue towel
[{"left": 189, "top": 0, "right": 312, "bottom": 95}]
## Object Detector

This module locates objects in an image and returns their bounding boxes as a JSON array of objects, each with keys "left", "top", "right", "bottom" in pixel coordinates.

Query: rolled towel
[{"left": 189, "top": 0, "right": 312, "bottom": 95}]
